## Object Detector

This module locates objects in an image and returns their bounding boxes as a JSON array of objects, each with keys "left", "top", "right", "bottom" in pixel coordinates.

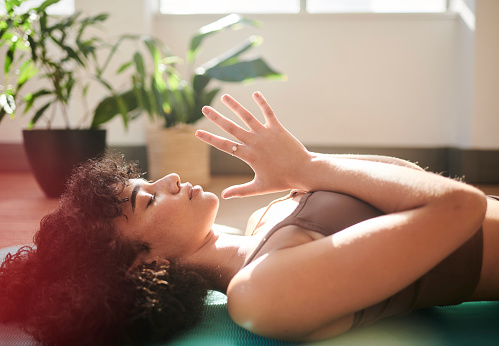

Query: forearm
[
  {"left": 326, "top": 153, "right": 424, "bottom": 171},
  {"left": 293, "top": 152, "right": 484, "bottom": 214}
]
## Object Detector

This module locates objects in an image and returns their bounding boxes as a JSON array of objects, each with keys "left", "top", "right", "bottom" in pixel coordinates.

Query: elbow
[
  {"left": 447, "top": 185, "right": 487, "bottom": 234},
  {"left": 470, "top": 188, "right": 487, "bottom": 227}
]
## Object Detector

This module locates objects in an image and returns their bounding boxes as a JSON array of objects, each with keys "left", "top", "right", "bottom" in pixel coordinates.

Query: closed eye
[{"left": 147, "top": 192, "right": 157, "bottom": 208}]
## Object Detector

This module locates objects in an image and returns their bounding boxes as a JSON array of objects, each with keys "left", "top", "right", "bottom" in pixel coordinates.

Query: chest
[
  {"left": 244, "top": 191, "right": 386, "bottom": 265},
  {"left": 246, "top": 195, "right": 324, "bottom": 263}
]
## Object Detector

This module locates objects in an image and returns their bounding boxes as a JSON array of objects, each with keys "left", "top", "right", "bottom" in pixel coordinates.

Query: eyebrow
[{"left": 131, "top": 183, "right": 142, "bottom": 213}]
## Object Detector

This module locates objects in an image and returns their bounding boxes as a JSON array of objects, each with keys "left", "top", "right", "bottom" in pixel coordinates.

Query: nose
[{"left": 153, "top": 173, "right": 181, "bottom": 194}]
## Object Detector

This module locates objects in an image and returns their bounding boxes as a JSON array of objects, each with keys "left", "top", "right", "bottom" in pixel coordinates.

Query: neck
[{"left": 185, "top": 230, "right": 258, "bottom": 293}]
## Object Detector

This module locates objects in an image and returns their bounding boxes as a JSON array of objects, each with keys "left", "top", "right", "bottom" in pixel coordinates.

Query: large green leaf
[
  {"left": 151, "top": 77, "right": 166, "bottom": 119},
  {"left": 202, "top": 88, "right": 221, "bottom": 108},
  {"left": 168, "top": 89, "right": 187, "bottom": 125},
  {"left": 0, "top": 20, "right": 10, "bottom": 41},
  {"left": 132, "top": 77, "right": 151, "bottom": 118},
  {"left": 4, "top": 41, "right": 16, "bottom": 74},
  {"left": 116, "top": 61, "right": 133, "bottom": 74},
  {"left": 133, "top": 52, "right": 146, "bottom": 84},
  {"left": 5, "top": 0, "right": 23, "bottom": 12},
  {"left": 26, "top": 35, "right": 37, "bottom": 62},
  {"left": 188, "top": 14, "right": 261, "bottom": 63},
  {"left": 192, "top": 74, "right": 211, "bottom": 95},
  {"left": 23, "top": 90, "right": 52, "bottom": 114},
  {"left": 116, "top": 94, "right": 129, "bottom": 129},
  {"left": 63, "top": 45, "right": 85, "bottom": 66},
  {"left": 39, "top": 11, "right": 48, "bottom": 32},
  {"left": 200, "top": 35, "right": 263, "bottom": 71},
  {"left": 17, "top": 60, "right": 38, "bottom": 89},
  {"left": 0, "top": 109, "right": 6, "bottom": 123},
  {"left": 91, "top": 89, "right": 138, "bottom": 128},
  {"left": 142, "top": 36, "right": 163, "bottom": 68},
  {"left": 36, "top": 0, "right": 62, "bottom": 12},
  {"left": 189, "top": 87, "right": 220, "bottom": 124},
  {"left": 28, "top": 101, "right": 51, "bottom": 129},
  {"left": 205, "top": 58, "right": 285, "bottom": 82}
]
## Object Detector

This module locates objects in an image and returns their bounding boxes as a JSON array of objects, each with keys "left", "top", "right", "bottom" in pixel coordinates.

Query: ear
[
  {"left": 129, "top": 255, "right": 170, "bottom": 271},
  {"left": 145, "top": 257, "right": 171, "bottom": 266}
]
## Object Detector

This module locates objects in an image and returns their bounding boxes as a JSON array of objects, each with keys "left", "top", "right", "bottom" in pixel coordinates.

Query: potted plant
[
  {"left": 0, "top": 0, "right": 170, "bottom": 197},
  {"left": 91, "top": 14, "right": 285, "bottom": 186},
  {"left": 0, "top": 0, "right": 110, "bottom": 197}
]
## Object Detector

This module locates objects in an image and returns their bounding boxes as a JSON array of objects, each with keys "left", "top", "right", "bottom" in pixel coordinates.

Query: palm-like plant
[{"left": 91, "top": 14, "right": 285, "bottom": 129}]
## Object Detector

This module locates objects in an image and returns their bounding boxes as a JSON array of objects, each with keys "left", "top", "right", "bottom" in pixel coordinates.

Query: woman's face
[{"left": 116, "top": 173, "right": 219, "bottom": 261}]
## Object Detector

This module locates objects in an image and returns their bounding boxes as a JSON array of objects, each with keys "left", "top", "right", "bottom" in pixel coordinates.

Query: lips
[
  {"left": 186, "top": 183, "right": 193, "bottom": 200},
  {"left": 191, "top": 185, "right": 202, "bottom": 199},
  {"left": 184, "top": 182, "right": 202, "bottom": 200}
]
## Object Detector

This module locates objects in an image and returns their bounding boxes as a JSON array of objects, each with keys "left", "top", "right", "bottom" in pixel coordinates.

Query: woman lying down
[{"left": 1, "top": 92, "right": 498, "bottom": 345}]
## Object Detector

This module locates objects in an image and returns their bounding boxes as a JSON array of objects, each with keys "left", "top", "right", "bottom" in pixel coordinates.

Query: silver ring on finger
[{"left": 231, "top": 143, "right": 239, "bottom": 156}]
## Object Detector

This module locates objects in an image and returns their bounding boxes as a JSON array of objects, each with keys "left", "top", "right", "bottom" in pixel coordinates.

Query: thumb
[{"left": 221, "top": 180, "right": 261, "bottom": 199}]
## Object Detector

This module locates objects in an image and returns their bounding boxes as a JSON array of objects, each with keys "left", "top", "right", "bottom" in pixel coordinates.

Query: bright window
[
  {"left": 160, "top": 0, "right": 300, "bottom": 14},
  {"left": 0, "top": 0, "right": 75, "bottom": 15},
  {"left": 159, "top": 0, "right": 447, "bottom": 14},
  {"left": 308, "top": 0, "right": 447, "bottom": 13}
]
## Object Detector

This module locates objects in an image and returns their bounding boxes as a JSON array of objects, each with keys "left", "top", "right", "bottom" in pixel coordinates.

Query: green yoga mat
[
  {"left": 169, "top": 292, "right": 499, "bottom": 346},
  {"left": 1, "top": 246, "right": 498, "bottom": 345}
]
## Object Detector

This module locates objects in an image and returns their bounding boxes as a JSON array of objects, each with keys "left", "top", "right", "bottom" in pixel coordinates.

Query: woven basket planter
[{"left": 146, "top": 125, "right": 210, "bottom": 186}]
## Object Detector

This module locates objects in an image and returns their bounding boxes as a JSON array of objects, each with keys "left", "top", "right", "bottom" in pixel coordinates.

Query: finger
[
  {"left": 195, "top": 130, "right": 244, "bottom": 158},
  {"left": 222, "top": 180, "right": 262, "bottom": 199},
  {"left": 202, "top": 106, "right": 249, "bottom": 141},
  {"left": 252, "top": 91, "right": 279, "bottom": 126},
  {"left": 221, "top": 94, "right": 266, "bottom": 132}
]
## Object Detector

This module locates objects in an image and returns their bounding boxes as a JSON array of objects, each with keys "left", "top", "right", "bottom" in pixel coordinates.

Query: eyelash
[{"left": 147, "top": 192, "right": 157, "bottom": 207}]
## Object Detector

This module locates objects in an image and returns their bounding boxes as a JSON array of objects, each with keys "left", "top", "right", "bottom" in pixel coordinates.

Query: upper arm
[{"left": 228, "top": 265, "right": 355, "bottom": 341}]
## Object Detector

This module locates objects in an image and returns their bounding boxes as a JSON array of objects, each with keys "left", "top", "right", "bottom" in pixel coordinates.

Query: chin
[
  {"left": 206, "top": 192, "right": 220, "bottom": 215},
  {"left": 205, "top": 191, "right": 219, "bottom": 203}
]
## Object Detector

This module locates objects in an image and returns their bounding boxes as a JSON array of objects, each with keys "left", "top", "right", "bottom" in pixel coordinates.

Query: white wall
[
  {"left": 1, "top": 0, "right": 498, "bottom": 149},
  {"left": 156, "top": 13, "right": 460, "bottom": 147},
  {"left": 471, "top": 0, "right": 499, "bottom": 149}
]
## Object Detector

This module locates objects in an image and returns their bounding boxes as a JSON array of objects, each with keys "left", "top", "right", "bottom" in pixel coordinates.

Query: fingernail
[{"left": 202, "top": 106, "right": 210, "bottom": 115}]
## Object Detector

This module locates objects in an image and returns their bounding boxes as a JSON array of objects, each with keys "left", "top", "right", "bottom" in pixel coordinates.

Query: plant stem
[
  {"left": 61, "top": 101, "right": 70, "bottom": 129},
  {"left": 76, "top": 83, "right": 90, "bottom": 129},
  {"left": 47, "top": 103, "right": 56, "bottom": 129}
]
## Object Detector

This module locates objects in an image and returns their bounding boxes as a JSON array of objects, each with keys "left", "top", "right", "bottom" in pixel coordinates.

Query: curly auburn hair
[{"left": 0, "top": 155, "right": 211, "bottom": 345}]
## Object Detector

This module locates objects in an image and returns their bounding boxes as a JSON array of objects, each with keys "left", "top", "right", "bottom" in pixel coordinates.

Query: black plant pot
[{"left": 23, "top": 129, "right": 107, "bottom": 198}]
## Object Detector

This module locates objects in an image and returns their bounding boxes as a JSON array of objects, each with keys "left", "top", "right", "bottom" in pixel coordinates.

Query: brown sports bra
[{"left": 244, "top": 190, "right": 484, "bottom": 328}]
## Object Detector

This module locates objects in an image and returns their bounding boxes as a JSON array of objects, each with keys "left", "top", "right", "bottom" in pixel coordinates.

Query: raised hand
[{"left": 195, "top": 92, "right": 311, "bottom": 199}]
